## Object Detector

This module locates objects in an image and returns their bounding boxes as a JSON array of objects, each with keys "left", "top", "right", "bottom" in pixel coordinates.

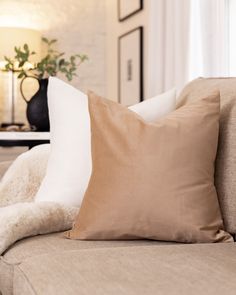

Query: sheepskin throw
[
  {"left": 0, "top": 144, "right": 50, "bottom": 207},
  {"left": 0, "top": 145, "right": 78, "bottom": 255},
  {"left": 0, "top": 202, "right": 78, "bottom": 255}
]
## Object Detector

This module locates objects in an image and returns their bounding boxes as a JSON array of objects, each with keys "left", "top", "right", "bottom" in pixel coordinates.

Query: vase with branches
[{"left": 3, "top": 37, "right": 88, "bottom": 131}]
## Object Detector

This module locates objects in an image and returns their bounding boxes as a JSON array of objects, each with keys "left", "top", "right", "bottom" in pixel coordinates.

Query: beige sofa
[{"left": 0, "top": 78, "right": 236, "bottom": 295}]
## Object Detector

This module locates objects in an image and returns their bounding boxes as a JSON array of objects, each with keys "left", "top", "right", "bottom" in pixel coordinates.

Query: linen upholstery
[
  {"left": 0, "top": 258, "right": 13, "bottom": 295},
  {"left": 177, "top": 78, "right": 236, "bottom": 234},
  {"left": 11, "top": 243, "right": 236, "bottom": 295},
  {"left": 67, "top": 91, "right": 232, "bottom": 243},
  {"left": 13, "top": 270, "right": 35, "bottom": 295},
  {"left": 0, "top": 233, "right": 170, "bottom": 295}
]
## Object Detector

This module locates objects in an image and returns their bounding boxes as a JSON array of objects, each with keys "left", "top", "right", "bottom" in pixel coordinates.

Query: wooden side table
[{"left": 0, "top": 132, "right": 50, "bottom": 149}]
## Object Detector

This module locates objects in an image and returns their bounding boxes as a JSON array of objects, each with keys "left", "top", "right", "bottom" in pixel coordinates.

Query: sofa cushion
[
  {"left": 68, "top": 91, "right": 232, "bottom": 243},
  {"left": 0, "top": 232, "right": 170, "bottom": 295},
  {"left": 36, "top": 77, "right": 176, "bottom": 207},
  {"left": 11, "top": 242, "right": 236, "bottom": 295},
  {"left": 177, "top": 77, "right": 236, "bottom": 234}
]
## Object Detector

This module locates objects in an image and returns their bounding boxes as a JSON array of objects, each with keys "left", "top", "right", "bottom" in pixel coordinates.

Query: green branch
[{"left": 3, "top": 37, "right": 88, "bottom": 81}]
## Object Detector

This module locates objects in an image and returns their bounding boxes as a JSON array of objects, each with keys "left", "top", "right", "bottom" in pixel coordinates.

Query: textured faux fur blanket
[{"left": 0, "top": 145, "right": 78, "bottom": 255}]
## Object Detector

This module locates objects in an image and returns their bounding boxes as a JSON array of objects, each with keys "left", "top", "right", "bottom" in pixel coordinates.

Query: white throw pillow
[{"left": 35, "top": 77, "right": 176, "bottom": 206}]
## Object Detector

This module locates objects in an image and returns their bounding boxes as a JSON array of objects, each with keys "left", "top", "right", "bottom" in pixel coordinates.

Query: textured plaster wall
[{"left": 0, "top": 0, "right": 106, "bottom": 123}]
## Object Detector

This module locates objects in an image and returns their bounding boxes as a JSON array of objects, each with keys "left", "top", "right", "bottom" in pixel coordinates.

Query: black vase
[{"left": 21, "top": 78, "right": 50, "bottom": 131}]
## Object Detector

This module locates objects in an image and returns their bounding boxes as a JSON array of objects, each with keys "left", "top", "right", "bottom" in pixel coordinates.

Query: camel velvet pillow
[{"left": 66, "top": 91, "right": 233, "bottom": 243}]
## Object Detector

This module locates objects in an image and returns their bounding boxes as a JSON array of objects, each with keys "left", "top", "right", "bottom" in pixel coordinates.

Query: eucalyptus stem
[{"left": 3, "top": 37, "right": 88, "bottom": 82}]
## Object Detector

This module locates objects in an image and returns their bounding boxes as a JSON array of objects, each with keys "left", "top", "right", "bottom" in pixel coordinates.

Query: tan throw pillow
[{"left": 66, "top": 91, "right": 233, "bottom": 243}]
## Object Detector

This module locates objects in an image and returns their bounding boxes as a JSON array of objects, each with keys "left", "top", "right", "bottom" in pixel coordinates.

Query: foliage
[{"left": 3, "top": 37, "right": 88, "bottom": 81}]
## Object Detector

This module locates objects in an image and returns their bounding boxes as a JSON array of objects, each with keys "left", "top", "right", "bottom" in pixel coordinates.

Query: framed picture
[
  {"left": 118, "top": 27, "right": 143, "bottom": 106},
  {"left": 118, "top": 0, "right": 143, "bottom": 21}
]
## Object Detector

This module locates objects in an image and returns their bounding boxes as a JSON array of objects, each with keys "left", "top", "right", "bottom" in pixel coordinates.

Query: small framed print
[
  {"left": 118, "top": 27, "right": 143, "bottom": 106},
  {"left": 118, "top": 0, "right": 143, "bottom": 21}
]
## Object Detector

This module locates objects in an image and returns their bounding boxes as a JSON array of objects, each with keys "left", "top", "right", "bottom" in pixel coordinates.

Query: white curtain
[
  {"left": 147, "top": 0, "right": 191, "bottom": 96},
  {"left": 189, "top": 0, "right": 229, "bottom": 80},
  {"left": 147, "top": 0, "right": 229, "bottom": 96}
]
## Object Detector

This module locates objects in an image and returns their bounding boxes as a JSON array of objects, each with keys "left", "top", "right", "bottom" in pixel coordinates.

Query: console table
[{"left": 0, "top": 132, "right": 50, "bottom": 149}]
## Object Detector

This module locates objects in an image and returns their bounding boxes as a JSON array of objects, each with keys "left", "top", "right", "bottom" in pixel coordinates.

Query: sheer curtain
[
  {"left": 147, "top": 0, "right": 191, "bottom": 96},
  {"left": 148, "top": 0, "right": 229, "bottom": 95},
  {"left": 189, "top": 0, "right": 229, "bottom": 80}
]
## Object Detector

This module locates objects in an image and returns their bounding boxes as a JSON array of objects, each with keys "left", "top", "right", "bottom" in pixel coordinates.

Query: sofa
[{"left": 0, "top": 78, "right": 236, "bottom": 295}]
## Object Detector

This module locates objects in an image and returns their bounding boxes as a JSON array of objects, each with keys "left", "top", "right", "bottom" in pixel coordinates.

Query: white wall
[
  {"left": 106, "top": 0, "right": 152, "bottom": 102},
  {"left": 0, "top": 0, "right": 106, "bottom": 123}
]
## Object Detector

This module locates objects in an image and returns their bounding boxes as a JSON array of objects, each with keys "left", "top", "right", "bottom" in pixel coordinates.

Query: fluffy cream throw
[
  {"left": 0, "top": 144, "right": 50, "bottom": 207},
  {"left": 0, "top": 145, "right": 78, "bottom": 255}
]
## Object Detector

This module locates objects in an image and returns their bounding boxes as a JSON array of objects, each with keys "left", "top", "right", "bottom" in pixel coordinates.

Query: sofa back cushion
[{"left": 177, "top": 78, "right": 236, "bottom": 234}]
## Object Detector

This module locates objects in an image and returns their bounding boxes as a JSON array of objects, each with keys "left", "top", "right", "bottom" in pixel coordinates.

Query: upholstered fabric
[
  {"left": 3, "top": 233, "right": 167, "bottom": 264},
  {"left": 0, "top": 232, "right": 169, "bottom": 295},
  {"left": 177, "top": 78, "right": 236, "bottom": 234},
  {"left": 10, "top": 242, "right": 236, "bottom": 295},
  {"left": 0, "top": 258, "right": 13, "bottom": 295},
  {"left": 67, "top": 91, "right": 232, "bottom": 243},
  {"left": 13, "top": 270, "right": 35, "bottom": 295}
]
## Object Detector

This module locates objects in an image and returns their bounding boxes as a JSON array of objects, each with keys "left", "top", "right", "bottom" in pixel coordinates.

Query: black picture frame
[
  {"left": 118, "top": 0, "right": 143, "bottom": 22},
  {"left": 118, "top": 27, "right": 143, "bottom": 105}
]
